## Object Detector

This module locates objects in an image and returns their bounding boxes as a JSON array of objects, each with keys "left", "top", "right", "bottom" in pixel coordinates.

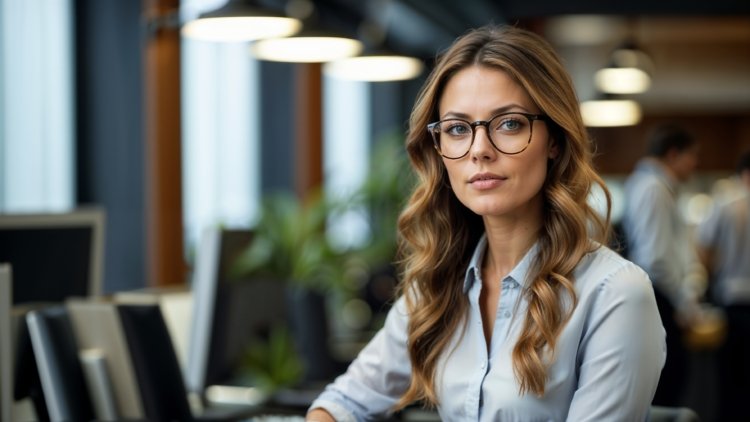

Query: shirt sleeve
[
  {"left": 308, "top": 296, "right": 412, "bottom": 421},
  {"left": 566, "top": 263, "right": 666, "bottom": 422},
  {"left": 695, "top": 202, "right": 721, "bottom": 249}
]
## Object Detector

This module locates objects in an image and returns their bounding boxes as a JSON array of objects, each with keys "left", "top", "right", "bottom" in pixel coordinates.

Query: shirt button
[{"left": 504, "top": 311, "right": 511, "bottom": 318}]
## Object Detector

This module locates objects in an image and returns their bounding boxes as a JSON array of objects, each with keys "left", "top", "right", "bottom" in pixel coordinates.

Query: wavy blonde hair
[{"left": 395, "top": 25, "right": 611, "bottom": 409}]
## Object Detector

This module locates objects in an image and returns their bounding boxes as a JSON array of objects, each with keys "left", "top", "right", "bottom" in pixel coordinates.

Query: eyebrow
[{"left": 441, "top": 103, "right": 530, "bottom": 120}]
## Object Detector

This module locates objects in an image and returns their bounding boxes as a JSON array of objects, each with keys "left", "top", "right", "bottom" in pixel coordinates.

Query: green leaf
[{"left": 239, "top": 324, "right": 303, "bottom": 394}]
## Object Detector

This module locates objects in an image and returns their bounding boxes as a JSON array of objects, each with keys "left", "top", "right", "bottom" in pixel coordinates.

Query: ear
[{"left": 547, "top": 136, "right": 560, "bottom": 160}]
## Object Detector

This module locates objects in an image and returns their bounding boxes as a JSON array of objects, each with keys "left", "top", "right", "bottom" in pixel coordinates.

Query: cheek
[
  {"left": 525, "top": 160, "right": 550, "bottom": 193},
  {"left": 443, "top": 164, "right": 473, "bottom": 203},
  {"left": 512, "top": 147, "right": 552, "bottom": 198},
  {"left": 442, "top": 161, "right": 460, "bottom": 187}
]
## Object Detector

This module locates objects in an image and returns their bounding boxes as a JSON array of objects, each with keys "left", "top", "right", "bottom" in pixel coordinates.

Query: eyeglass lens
[{"left": 431, "top": 113, "right": 534, "bottom": 158}]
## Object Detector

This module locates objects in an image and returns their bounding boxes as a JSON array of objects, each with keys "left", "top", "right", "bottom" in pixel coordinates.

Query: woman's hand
[{"left": 306, "top": 408, "right": 336, "bottom": 422}]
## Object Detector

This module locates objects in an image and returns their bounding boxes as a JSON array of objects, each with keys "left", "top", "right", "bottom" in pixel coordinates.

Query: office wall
[
  {"left": 259, "top": 61, "right": 296, "bottom": 195},
  {"left": 75, "top": 0, "right": 145, "bottom": 292},
  {"left": 592, "top": 114, "right": 750, "bottom": 175}
]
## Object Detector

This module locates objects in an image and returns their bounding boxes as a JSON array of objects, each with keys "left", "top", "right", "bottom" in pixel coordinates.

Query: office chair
[
  {"left": 117, "top": 303, "right": 199, "bottom": 421},
  {"left": 118, "top": 303, "right": 255, "bottom": 422},
  {"left": 25, "top": 305, "right": 96, "bottom": 422}
]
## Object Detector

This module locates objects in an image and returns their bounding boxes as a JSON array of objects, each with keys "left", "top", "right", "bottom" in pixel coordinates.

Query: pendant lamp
[
  {"left": 251, "top": 27, "right": 364, "bottom": 63},
  {"left": 323, "top": 53, "right": 423, "bottom": 82},
  {"left": 580, "top": 93, "right": 642, "bottom": 127},
  {"left": 595, "top": 41, "right": 654, "bottom": 94},
  {"left": 321, "top": 17, "right": 424, "bottom": 82},
  {"left": 181, "top": 0, "right": 302, "bottom": 43}
]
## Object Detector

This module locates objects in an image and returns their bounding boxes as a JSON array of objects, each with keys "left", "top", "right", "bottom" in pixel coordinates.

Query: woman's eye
[
  {"left": 446, "top": 122, "right": 470, "bottom": 136},
  {"left": 496, "top": 117, "right": 523, "bottom": 132}
]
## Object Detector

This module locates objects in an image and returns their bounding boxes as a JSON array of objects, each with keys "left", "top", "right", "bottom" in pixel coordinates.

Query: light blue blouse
[{"left": 309, "top": 235, "right": 666, "bottom": 421}]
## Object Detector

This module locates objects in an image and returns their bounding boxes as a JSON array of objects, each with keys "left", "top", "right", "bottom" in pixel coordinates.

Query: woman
[{"left": 306, "top": 25, "right": 665, "bottom": 421}]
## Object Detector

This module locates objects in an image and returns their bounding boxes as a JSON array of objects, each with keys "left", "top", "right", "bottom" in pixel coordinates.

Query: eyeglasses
[{"left": 427, "top": 112, "right": 548, "bottom": 159}]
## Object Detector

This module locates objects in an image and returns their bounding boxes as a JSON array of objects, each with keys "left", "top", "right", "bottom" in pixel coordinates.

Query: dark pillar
[{"left": 143, "top": 0, "right": 184, "bottom": 286}]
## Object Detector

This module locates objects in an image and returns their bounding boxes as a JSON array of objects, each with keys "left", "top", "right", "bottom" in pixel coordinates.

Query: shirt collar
[{"left": 463, "top": 233, "right": 539, "bottom": 293}]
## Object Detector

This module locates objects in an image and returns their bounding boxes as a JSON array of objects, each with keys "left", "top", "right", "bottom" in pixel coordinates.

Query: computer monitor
[
  {"left": 0, "top": 208, "right": 105, "bottom": 304},
  {"left": 66, "top": 299, "right": 145, "bottom": 420},
  {"left": 0, "top": 209, "right": 105, "bottom": 420},
  {"left": 185, "top": 227, "right": 288, "bottom": 398}
]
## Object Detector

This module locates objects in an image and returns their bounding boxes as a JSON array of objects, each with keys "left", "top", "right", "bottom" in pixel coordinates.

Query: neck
[{"left": 482, "top": 216, "right": 541, "bottom": 279}]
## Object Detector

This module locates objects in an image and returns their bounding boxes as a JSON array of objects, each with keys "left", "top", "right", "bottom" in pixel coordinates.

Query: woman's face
[{"left": 437, "top": 65, "right": 557, "bottom": 221}]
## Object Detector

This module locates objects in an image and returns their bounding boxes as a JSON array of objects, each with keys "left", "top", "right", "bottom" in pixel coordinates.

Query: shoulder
[
  {"left": 574, "top": 245, "right": 653, "bottom": 303},
  {"left": 625, "top": 175, "right": 669, "bottom": 208},
  {"left": 633, "top": 176, "right": 668, "bottom": 197},
  {"left": 724, "top": 193, "right": 750, "bottom": 216},
  {"left": 699, "top": 194, "right": 746, "bottom": 233}
]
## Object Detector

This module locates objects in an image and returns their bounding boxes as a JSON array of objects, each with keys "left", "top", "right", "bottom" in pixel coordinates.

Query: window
[
  {"left": 0, "top": 0, "right": 74, "bottom": 212},
  {"left": 181, "top": 0, "right": 261, "bottom": 252},
  {"left": 324, "top": 76, "right": 370, "bottom": 250}
]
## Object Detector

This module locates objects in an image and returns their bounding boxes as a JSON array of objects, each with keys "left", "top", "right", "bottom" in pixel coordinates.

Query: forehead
[{"left": 438, "top": 65, "right": 534, "bottom": 116}]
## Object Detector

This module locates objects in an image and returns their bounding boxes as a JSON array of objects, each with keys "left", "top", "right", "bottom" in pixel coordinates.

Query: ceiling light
[
  {"left": 251, "top": 30, "right": 364, "bottom": 63},
  {"left": 323, "top": 54, "right": 424, "bottom": 82},
  {"left": 595, "top": 42, "right": 653, "bottom": 94},
  {"left": 181, "top": 0, "right": 302, "bottom": 43},
  {"left": 319, "top": 16, "right": 423, "bottom": 82},
  {"left": 580, "top": 97, "right": 642, "bottom": 127},
  {"left": 595, "top": 67, "right": 651, "bottom": 94}
]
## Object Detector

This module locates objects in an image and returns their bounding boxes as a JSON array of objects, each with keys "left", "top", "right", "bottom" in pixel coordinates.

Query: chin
[{"left": 467, "top": 202, "right": 511, "bottom": 217}]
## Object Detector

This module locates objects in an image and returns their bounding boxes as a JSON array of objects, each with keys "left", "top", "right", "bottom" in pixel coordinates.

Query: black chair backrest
[
  {"left": 117, "top": 303, "right": 195, "bottom": 422},
  {"left": 25, "top": 305, "right": 95, "bottom": 422}
]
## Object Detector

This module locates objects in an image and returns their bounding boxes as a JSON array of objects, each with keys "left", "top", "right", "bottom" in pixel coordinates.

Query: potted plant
[
  {"left": 230, "top": 189, "right": 355, "bottom": 386},
  {"left": 229, "top": 131, "right": 414, "bottom": 389}
]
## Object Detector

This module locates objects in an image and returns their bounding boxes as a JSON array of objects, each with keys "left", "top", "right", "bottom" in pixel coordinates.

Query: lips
[
  {"left": 468, "top": 172, "right": 506, "bottom": 190},
  {"left": 468, "top": 172, "right": 505, "bottom": 183}
]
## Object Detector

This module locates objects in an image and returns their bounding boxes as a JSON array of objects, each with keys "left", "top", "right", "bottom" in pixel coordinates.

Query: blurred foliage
[
  {"left": 230, "top": 130, "right": 414, "bottom": 295},
  {"left": 237, "top": 324, "right": 304, "bottom": 394},
  {"left": 352, "top": 130, "right": 415, "bottom": 267},
  {"left": 230, "top": 130, "right": 414, "bottom": 392},
  {"left": 229, "top": 189, "right": 350, "bottom": 293}
]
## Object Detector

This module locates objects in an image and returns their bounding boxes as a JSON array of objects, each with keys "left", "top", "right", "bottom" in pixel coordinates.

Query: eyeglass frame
[{"left": 427, "top": 112, "right": 549, "bottom": 159}]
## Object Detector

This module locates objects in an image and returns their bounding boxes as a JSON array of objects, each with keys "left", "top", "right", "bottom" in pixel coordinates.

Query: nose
[{"left": 470, "top": 124, "right": 497, "bottom": 161}]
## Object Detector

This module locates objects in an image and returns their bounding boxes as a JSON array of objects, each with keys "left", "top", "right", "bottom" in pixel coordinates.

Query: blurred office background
[{"left": 1, "top": 0, "right": 749, "bottom": 420}]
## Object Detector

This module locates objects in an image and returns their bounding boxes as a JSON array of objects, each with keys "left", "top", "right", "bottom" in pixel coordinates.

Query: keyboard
[{"left": 245, "top": 416, "right": 305, "bottom": 422}]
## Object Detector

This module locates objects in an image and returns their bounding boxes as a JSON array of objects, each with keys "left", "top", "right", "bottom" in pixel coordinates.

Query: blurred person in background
[
  {"left": 696, "top": 151, "right": 750, "bottom": 420},
  {"left": 622, "top": 124, "right": 706, "bottom": 407},
  {"left": 305, "top": 24, "right": 665, "bottom": 422}
]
